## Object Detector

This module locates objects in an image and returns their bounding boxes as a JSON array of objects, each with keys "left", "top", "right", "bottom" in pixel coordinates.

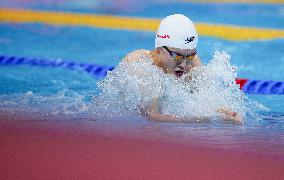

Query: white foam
[
  {"left": 0, "top": 89, "right": 94, "bottom": 118},
  {"left": 0, "top": 50, "right": 265, "bottom": 122},
  {"left": 94, "top": 50, "right": 262, "bottom": 122}
]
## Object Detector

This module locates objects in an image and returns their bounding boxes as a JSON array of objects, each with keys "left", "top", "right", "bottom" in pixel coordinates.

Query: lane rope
[
  {"left": 1, "top": 8, "right": 284, "bottom": 41},
  {"left": 0, "top": 55, "right": 283, "bottom": 95},
  {"left": 0, "top": 55, "right": 114, "bottom": 79}
]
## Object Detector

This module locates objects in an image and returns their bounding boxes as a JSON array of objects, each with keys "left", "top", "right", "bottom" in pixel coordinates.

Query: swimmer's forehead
[{"left": 167, "top": 47, "right": 196, "bottom": 55}]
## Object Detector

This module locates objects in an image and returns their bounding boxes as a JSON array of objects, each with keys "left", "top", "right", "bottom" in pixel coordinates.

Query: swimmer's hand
[{"left": 217, "top": 108, "right": 243, "bottom": 124}]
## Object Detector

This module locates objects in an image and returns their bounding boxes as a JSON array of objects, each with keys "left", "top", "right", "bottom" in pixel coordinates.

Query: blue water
[{"left": 0, "top": 1, "right": 284, "bottom": 157}]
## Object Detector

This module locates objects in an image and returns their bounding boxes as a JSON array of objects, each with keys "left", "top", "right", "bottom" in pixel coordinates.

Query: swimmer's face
[{"left": 157, "top": 46, "right": 197, "bottom": 78}]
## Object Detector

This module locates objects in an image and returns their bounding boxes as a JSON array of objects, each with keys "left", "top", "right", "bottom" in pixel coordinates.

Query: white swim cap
[{"left": 155, "top": 14, "right": 198, "bottom": 49}]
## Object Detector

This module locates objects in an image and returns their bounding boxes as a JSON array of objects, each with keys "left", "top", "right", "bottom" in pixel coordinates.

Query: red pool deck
[{"left": 0, "top": 118, "right": 283, "bottom": 180}]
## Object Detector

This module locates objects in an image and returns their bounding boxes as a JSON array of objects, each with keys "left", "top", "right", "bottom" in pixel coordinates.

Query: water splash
[
  {"left": 0, "top": 50, "right": 266, "bottom": 123},
  {"left": 93, "top": 56, "right": 164, "bottom": 117},
  {"left": 0, "top": 88, "right": 95, "bottom": 120},
  {"left": 94, "top": 50, "right": 264, "bottom": 122}
]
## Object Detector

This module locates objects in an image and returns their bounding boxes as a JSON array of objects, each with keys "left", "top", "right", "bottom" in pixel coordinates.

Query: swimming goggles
[{"left": 163, "top": 46, "right": 196, "bottom": 61}]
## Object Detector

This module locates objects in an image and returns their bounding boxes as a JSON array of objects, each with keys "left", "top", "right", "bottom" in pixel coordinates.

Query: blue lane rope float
[
  {"left": 242, "top": 79, "right": 284, "bottom": 95},
  {"left": 0, "top": 55, "right": 114, "bottom": 79},
  {"left": 0, "top": 55, "right": 283, "bottom": 95}
]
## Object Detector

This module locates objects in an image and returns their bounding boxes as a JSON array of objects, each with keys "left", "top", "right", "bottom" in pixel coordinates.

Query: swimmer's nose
[{"left": 177, "top": 60, "right": 187, "bottom": 68}]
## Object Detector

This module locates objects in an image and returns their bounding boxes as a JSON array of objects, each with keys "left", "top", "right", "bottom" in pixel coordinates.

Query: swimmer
[{"left": 122, "top": 14, "right": 243, "bottom": 124}]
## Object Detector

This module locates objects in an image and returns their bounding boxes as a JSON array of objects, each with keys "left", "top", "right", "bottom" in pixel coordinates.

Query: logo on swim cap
[
  {"left": 155, "top": 14, "right": 198, "bottom": 49},
  {"left": 185, "top": 36, "right": 195, "bottom": 44},
  {"left": 157, "top": 34, "right": 171, "bottom": 39}
]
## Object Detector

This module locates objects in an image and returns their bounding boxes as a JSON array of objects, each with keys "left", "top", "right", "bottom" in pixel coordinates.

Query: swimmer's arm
[
  {"left": 143, "top": 98, "right": 208, "bottom": 123},
  {"left": 146, "top": 113, "right": 209, "bottom": 123},
  {"left": 144, "top": 99, "right": 243, "bottom": 123},
  {"left": 141, "top": 98, "right": 181, "bottom": 122},
  {"left": 146, "top": 112, "right": 184, "bottom": 122},
  {"left": 142, "top": 98, "right": 171, "bottom": 121}
]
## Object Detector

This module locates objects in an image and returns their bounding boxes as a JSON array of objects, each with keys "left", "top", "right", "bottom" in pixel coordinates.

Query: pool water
[{"left": 0, "top": 1, "right": 284, "bottom": 158}]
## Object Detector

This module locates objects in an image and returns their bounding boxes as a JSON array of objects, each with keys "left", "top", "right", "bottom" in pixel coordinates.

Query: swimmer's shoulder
[{"left": 123, "top": 49, "right": 152, "bottom": 63}]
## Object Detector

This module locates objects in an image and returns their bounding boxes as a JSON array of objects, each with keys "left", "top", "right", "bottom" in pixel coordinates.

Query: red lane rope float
[
  {"left": 0, "top": 55, "right": 283, "bottom": 95},
  {"left": 235, "top": 78, "right": 248, "bottom": 89}
]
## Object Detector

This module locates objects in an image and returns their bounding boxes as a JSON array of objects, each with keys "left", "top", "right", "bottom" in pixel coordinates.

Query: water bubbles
[
  {"left": 0, "top": 88, "right": 95, "bottom": 119},
  {"left": 93, "top": 59, "right": 164, "bottom": 118},
  {"left": 94, "top": 50, "right": 261, "bottom": 122},
  {"left": 0, "top": 50, "right": 265, "bottom": 123}
]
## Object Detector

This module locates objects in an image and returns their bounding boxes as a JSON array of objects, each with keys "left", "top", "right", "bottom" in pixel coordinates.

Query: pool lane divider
[
  {"left": 1, "top": 55, "right": 283, "bottom": 95},
  {"left": 0, "top": 55, "right": 114, "bottom": 79},
  {"left": 1, "top": 8, "right": 284, "bottom": 41}
]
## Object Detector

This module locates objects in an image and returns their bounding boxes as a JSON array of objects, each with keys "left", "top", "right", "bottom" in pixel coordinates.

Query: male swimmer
[{"left": 123, "top": 14, "right": 242, "bottom": 123}]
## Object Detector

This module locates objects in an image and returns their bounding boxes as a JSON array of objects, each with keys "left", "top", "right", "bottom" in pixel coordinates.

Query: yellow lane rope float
[{"left": 0, "top": 8, "right": 284, "bottom": 41}]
